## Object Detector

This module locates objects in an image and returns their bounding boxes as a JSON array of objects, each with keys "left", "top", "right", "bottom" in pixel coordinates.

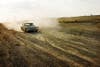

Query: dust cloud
[{"left": 2, "top": 18, "right": 60, "bottom": 32}]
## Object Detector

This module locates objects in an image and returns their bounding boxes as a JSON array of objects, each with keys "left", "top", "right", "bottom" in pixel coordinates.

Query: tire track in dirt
[
  {"left": 42, "top": 31, "right": 100, "bottom": 66},
  {"left": 14, "top": 29, "right": 100, "bottom": 67},
  {"left": 14, "top": 32, "right": 70, "bottom": 67}
]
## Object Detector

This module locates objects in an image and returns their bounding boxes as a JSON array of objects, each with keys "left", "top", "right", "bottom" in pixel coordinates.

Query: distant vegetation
[{"left": 58, "top": 15, "right": 100, "bottom": 23}]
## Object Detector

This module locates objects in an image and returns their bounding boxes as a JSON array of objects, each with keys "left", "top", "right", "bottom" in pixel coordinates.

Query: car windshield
[{"left": 24, "top": 23, "right": 33, "bottom": 26}]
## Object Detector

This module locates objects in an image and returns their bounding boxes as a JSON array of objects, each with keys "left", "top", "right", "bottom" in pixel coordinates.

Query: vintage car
[{"left": 21, "top": 23, "right": 39, "bottom": 32}]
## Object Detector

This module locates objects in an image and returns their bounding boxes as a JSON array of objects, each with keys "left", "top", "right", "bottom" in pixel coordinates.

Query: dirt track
[{"left": 0, "top": 23, "right": 100, "bottom": 67}]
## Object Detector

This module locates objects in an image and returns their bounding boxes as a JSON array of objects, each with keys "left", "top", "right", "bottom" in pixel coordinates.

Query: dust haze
[{"left": 2, "top": 18, "right": 60, "bottom": 32}]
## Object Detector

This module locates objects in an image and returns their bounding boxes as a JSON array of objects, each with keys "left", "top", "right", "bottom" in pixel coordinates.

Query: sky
[{"left": 0, "top": 0, "right": 100, "bottom": 21}]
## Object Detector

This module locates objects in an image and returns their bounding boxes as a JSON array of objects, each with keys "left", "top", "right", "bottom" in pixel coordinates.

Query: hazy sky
[{"left": 0, "top": 0, "right": 100, "bottom": 21}]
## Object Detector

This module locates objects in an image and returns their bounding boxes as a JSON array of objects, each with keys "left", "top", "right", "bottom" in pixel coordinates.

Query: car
[{"left": 21, "top": 23, "right": 39, "bottom": 32}]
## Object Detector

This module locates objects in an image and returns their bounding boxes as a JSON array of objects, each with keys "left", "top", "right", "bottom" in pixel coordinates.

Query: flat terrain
[
  {"left": 59, "top": 15, "right": 100, "bottom": 23},
  {"left": 0, "top": 17, "right": 100, "bottom": 67}
]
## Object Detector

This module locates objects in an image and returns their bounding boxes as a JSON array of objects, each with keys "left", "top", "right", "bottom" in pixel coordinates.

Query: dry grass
[
  {"left": 58, "top": 15, "right": 100, "bottom": 23},
  {"left": 0, "top": 20, "right": 100, "bottom": 67}
]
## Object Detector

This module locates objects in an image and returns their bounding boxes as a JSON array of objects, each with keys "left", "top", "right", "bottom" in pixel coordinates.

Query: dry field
[{"left": 0, "top": 18, "right": 100, "bottom": 67}]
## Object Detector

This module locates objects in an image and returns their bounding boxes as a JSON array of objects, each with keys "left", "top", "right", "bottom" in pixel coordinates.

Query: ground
[{"left": 0, "top": 18, "right": 100, "bottom": 67}]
